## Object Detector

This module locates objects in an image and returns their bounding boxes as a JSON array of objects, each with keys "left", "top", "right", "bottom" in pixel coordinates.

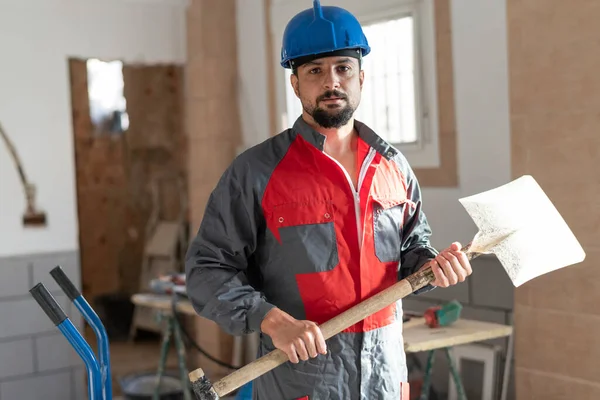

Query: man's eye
[
  {"left": 338, "top": 66, "right": 350, "bottom": 72},
  {"left": 309, "top": 68, "right": 321, "bottom": 74}
]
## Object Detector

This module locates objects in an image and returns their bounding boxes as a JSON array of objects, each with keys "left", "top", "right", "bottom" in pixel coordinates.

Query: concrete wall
[
  {"left": 508, "top": 0, "right": 600, "bottom": 398},
  {"left": 0, "top": 251, "right": 83, "bottom": 399},
  {"left": 0, "top": 1, "right": 186, "bottom": 398}
]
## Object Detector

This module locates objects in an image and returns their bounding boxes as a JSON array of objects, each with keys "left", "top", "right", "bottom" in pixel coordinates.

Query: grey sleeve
[
  {"left": 185, "top": 165, "right": 275, "bottom": 335},
  {"left": 397, "top": 160, "right": 439, "bottom": 294}
]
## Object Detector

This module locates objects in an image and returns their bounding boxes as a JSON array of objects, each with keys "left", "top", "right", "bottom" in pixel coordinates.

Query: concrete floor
[
  {"left": 91, "top": 335, "right": 239, "bottom": 399},
  {"left": 84, "top": 328, "right": 198, "bottom": 399}
]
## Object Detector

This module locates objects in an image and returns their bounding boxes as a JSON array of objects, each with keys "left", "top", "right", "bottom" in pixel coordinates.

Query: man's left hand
[{"left": 426, "top": 242, "right": 472, "bottom": 287}]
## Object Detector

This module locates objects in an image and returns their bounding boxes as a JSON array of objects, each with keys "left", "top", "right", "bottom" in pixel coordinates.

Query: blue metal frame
[
  {"left": 57, "top": 309, "right": 104, "bottom": 400},
  {"left": 31, "top": 267, "right": 115, "bottom": 400},
  {"left": 49, "top": 265, "right": 113, "bottom": 400},
  {"left": 73, "top": 295, "right": 113, "bottom": 400}
]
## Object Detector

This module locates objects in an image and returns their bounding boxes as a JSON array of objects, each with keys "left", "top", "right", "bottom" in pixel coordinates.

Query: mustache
[{"left": 317, "top": 90, "right": 348, "bottom": 102}]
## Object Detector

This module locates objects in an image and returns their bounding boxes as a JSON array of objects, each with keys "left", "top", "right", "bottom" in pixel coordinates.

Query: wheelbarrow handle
[
  {"left": 29, "top": 282, "right": 67, "bottom": 326},
  {"left": 50, "top": 265, "right": 81, "bottom": 301},
  {"left": 49, "top": 265, "right": 113, "bottom": 400},
  {"left": 29, "top": 282, "right": 104, "bottom": 400}
]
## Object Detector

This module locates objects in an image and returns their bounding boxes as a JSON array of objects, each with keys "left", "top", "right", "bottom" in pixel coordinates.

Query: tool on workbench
[
  {"left": 402, "top": 300, "right": 461, "bottom": 330},
  {"left": 423, "top": 300, "right": 462, "bottom": 329},
  {"left": 187, "top": 175, "right": 586, "bottom": 400}
]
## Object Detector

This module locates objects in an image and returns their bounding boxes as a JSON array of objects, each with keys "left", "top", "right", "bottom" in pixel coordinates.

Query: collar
[{"left": 292, "top": 116, "right": 399, "bottom": 161}]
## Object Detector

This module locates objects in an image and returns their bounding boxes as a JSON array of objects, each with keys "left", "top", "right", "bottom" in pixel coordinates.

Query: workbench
[
  {"left": 403, "top": 316, "right": 513, "bottom": 400},
  {"left": 131, "top": 294, "right": 513, "bottom": 400}
]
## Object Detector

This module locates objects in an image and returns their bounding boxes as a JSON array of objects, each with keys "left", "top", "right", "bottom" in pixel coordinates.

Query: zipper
[{"left": 324, "top": 147, "right": 376, "bottom": 250}]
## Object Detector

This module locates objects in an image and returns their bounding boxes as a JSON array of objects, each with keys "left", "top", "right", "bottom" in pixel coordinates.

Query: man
[{"left": 185, "top": 1, "right": 472, "bottom": 399}]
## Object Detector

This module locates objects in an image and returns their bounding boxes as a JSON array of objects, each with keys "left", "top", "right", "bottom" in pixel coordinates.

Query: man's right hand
[{"left": 260, "top": 308, "right": 327, "bottom": 363}]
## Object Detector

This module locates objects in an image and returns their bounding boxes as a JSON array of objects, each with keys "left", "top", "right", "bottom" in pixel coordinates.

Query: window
[
  {"left": 355, "top": 16, "right": 418, "bottom": 145},
  {"left": 87, "top": 59, "right": 129, "bottom": 135},
  {"left": 276, "top": 0, "right": 440, "bottom": 168}
]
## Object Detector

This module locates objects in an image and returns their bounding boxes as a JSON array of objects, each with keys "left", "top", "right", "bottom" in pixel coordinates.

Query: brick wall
[
  {"left": 185, "top": 0, "right": 243, "bottom": 380},
  {"left": 0, "top": 251, "right": 85, "bottom": 400},
  {"left": 508, "top": 1, "right": 600, "bottom": 398}
]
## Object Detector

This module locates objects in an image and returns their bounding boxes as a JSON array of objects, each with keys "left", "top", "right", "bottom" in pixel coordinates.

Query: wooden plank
[
  {"left": 403, "top": 318, "right": 513, "bottom": 353},
  {"left": 403, "top": 317, "right": 426, "bottom": 330}
]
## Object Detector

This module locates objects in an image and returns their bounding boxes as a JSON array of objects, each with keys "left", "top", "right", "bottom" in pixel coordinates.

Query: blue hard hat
[{"left": 280, "top": 0, "right": 371, "bottom": 69}]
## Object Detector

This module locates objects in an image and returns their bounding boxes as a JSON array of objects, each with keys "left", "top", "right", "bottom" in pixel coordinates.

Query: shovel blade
[{"left": 459, "top": 175, "right": 586, "bottom": 287}]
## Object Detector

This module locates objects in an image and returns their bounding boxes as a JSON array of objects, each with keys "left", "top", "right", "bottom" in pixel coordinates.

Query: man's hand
[
  {"left": 426, "top": 242, "right": 473, "bottom": 287},
  {"left": 260, "top": 308, "right": 327, "bottom": 363}
]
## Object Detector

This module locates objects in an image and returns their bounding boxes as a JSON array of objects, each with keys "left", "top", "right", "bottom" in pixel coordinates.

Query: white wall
[
  {"left": 236, "top": 0, "right": 511, "bottom": 250},
  {"left": 0, "top": 0, "right": 187, "bottom": 257},
  {"left": 236, "top": 0, "right": 271, "bottom": 150},
  {"left": 423, "top": 0, "right": 511, "bottom": 249}
]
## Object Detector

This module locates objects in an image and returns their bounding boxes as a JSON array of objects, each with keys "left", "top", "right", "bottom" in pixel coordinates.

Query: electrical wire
[{"left": 170, "top": 295, "right": 241, "bottom": 370}]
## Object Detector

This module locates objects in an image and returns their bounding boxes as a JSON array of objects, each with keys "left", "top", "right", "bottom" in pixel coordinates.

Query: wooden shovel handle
[
  {"left": 197, "top": 243, "right": 478, "bottom": 397},
  {"left": 203, "top": 265, "right": 437, "bottom": 397}
]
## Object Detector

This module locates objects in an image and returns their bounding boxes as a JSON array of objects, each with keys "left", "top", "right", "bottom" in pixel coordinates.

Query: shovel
[{"left": 188, "top": 175, "right": 586, "bottom": 399}]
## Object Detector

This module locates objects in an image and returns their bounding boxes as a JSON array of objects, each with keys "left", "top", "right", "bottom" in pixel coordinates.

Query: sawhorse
[
  {"left": 418, "top": 347, "right": 467, "bottom": 400},
  {"left": 153, "top": 305, "right": 192, "bottom": 400}
]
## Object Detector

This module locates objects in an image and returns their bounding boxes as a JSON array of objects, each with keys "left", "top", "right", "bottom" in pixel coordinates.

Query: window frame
[{"left": 270, "top": 0, "right": 440, "bottom": 168}]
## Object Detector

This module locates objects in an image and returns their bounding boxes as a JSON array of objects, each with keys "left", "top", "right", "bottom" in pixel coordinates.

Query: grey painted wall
[
  {"left": 0, "top": 251, "right": 86, "bottom": 400},
  {"left": 403, "top": 255, "right": 515, "bottom": 399}
]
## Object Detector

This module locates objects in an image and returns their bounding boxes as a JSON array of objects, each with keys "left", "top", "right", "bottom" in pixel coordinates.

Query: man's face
[{"left": 291, "top": 56, "right": 364, "bottom": 129}]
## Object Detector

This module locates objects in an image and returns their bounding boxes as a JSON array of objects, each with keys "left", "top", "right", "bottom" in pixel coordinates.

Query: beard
[{"left": 303, "top": 89, "right": 356, "bottom": 129}]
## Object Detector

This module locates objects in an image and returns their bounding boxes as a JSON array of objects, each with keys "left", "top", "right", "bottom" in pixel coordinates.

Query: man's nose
[{"left": 323, "top": 69, "right": 341, "bottom": 90}]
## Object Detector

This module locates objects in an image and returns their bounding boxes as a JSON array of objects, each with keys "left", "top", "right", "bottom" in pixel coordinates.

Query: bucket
[{"left": 119, "top": 371, "right": 185, "bottom": 400}]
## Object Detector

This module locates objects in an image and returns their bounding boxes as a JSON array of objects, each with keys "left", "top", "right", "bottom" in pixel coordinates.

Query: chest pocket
[
  {"left": 270, "top": 201, "right": 339, "bottom": 274},
  {"left": 372, "top": 192, "right": 408, "bottom": 263}
]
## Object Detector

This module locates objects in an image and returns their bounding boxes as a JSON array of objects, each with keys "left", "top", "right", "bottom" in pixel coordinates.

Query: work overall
[{"left": 186, "top": 117, "right": 438, "bottom": 399}]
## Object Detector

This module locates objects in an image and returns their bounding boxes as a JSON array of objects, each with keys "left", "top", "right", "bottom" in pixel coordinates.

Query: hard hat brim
[{"left": 285, "top": 48, "right": 366, "bottom": 69}]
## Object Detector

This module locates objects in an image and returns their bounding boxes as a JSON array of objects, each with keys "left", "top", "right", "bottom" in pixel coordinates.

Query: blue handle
[
  {"left": 30, "top": 283, "right": 103, "bottom": 400},
  {"left": 74, "top": 296, "right": 113, "bottom": 400},
  {"left": 58, "top": 319, "right": 103, "bottom": 400},
  {"left": 50, "top": 266, "right": 112, "bottom": 400}
]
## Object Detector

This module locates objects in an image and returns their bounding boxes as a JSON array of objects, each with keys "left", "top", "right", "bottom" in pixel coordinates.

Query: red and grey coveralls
[{"left": 185, "top": 117, "right": 438, "bottom": 399}]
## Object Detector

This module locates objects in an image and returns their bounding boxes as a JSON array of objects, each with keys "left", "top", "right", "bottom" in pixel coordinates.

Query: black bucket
[{"left": 119, "top": 371, "right": 185, "bottom": 400}]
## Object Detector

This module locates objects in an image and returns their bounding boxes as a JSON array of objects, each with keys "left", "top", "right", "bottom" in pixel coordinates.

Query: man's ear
[
  {"left": 359, "top": 69, "right": 365, "bottom": 90},
  {"left": 290, "top": 73, "right": 300, "bottom": 98}
]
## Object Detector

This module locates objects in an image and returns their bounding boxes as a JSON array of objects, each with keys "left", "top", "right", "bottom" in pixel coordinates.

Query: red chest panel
[{"left": 262, "top": 134, "right": 408, "bottom": 332}]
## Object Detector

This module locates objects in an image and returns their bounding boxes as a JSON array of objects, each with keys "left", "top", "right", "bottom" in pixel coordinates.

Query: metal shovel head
[{"left": 458, "top": 175, "right": 586, "bottom": 287}]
